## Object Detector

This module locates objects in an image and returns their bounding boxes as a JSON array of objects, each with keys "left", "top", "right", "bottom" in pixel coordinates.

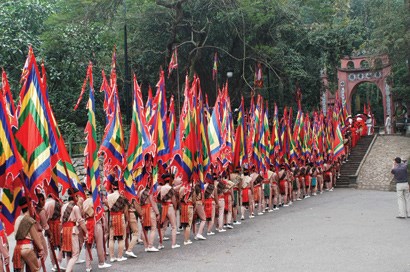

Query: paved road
[{"left": 13, "top": 189, "right": 410, "bottom": 272}]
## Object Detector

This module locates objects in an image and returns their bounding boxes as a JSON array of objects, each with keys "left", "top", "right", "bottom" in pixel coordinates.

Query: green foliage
[
  {"left": 0, "top": 0, "right": 408, "bottom": 138},
  {"left": 0, "top": 0, "right": 54, "bottom": 91}
]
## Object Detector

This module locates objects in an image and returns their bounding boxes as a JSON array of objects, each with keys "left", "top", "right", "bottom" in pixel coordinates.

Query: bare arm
[
  {"left": 0, "top": 238, "right": 9, "bottom": 260},
  {"left": 124, "top": 205, "right": 129, "bottom": 224},
  {"left": 39, "top": 210, "right": 49, "bottom": 231},
  {"left": 149, "top": 195, "right": 160, "bottom": 215},
  {"left": 171, "top": 195, "right": 177, "bottom": 209},
  {"left": 74, "top": 206, "right": 88, "bottom": 236},
  {"left": 213, "top": 187, "right": 218, "bottom": 204},
  {"left": 30, "top": 225, "right": 44, "bottom": 258}
]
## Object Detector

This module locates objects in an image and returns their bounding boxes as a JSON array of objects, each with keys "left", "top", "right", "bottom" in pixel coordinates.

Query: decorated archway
[{"left": 336, "top": 55, "right": 393, "bottom": 123}]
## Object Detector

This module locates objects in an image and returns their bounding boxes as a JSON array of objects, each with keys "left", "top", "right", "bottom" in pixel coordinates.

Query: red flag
[
  {"left": 212, "top": 52, "right": 218, "bottom": 81},
  {"left": 254, "top": 62, "right": 263, "bottom": 88},
  {"left": 168, "top": 47, "right": 178, "bottom": 78},
  {"left": 1, "top": 69, "right": 17, "bottom": 128}
]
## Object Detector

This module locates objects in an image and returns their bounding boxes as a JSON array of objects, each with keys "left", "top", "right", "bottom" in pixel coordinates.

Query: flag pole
[
  {"left": 215, "top": 74, "right": 218, "bottom": 100},
  {"left": 177, "top": 65, "right": 181, "bottom": 118}
]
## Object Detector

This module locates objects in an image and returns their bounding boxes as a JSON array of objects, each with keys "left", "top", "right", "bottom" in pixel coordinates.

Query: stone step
[
  {"left": 337, "top": 134, "right": 376, "bottom": 187},
  {"left": 336, "top": 184, "right": 350, "bottom": 188},
  {"left": 337, "top": 182, "right": 350, "bottom": 185},
  {"left": 341, "top": 166, "right": 361, "bottom": 169},
  {"left": 337, "top": 178, "right": 349, "bottom": 183}
]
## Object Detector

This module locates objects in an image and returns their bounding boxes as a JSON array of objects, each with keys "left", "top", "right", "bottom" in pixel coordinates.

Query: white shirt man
[{"left": 385, "top": 115, "right": 392, "bottom": 134}]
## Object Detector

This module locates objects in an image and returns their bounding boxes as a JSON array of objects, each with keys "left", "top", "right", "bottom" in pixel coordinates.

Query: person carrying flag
[
  {"left": 139, "top": 186, "right": 160, "bottom": 252},
  {"left": 60, "top": 189, "right": 88, "bottom": 272},
  {"left": 179, "top": 181, "right": 195, "bottom": 245},
  {"left": 107, "top": 180, "right": 129, "bottom": 262},
  {"left": 269, "top": 166, "right": 280, "bottom": 211},
  {"left": 158, "top": 173, "right": 180, "bottom": 249},
  {"left": 193, "top": 182, "right": 207, "bottom": 240},
  {"left": 44, "top": 193, "right": 64, "bottom": 271},
  {"left": 83, "top": 188, "right": 112, "bottom": 271},
  {"left": 34, "top": 192, "right": 50, "bottom": 267},
  {"left": 204, "top": 180, "right": 216, "bottom": 235},
  {"left": 240, "top": 168, "right": 252, "bottom": 220},
  {"left": 278, "top": 165, "right": 289, "bottom": 207},
  {"left": 125, "top": 198, "right": 142, "bottom": 258},
  {"left": 230, "top": 168, "right": 243, "bottom": 225},
  {"left": 215, "top": 176, "right": 226, "bottom": 233},
  {"left": 222, "top": 174, "right": 234, "bottom": 229},
  {"left": 12, "top": 197, "right": 45, "bottom": 272}
]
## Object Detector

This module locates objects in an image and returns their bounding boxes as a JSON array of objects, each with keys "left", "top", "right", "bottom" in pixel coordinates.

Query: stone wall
[
  {"left": 72, "top": 157, "right": 86, "bottom": 183},
  {"left": 357, "top": 135, "right": 410, "bottom": 191},
  {"left": 71, "top": 157, "right": 105, "bottom": 183}
]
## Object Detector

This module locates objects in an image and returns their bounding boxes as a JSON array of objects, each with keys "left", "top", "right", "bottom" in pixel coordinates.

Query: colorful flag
[
  {"left": 99, "top": 52, "right": 137, "bottom": 198},
  {"left": 0, "top": 70, "right": 24, "bottom": 234},
  {"left": 0, "top": 83, "right": 22, "bottom": 187},
  {"left": 260, "top": 103, "right": 271, "bottom": 176},
  {"left": 145, "top": 86, "right": 153, "bottom": 123},
  {"left": 41, "top": 63, "right": 83, "bottom": 197},
  {"left": 101, "top": 71, "right": 114, "bottom": 118},
  {"left": 233, "top": 97, "right": 247, "bottom": 168},
  {"left": 280, "top": 107, "right": 290, "bottom": 167},
  {"left": 219, "top": 84, "right": 233, "bottom": 169},
  {"left": 270, "top": 103, "right": 281, "bottom": 170},
  {"left": 332, "top": 111, "right": 346, "bottom": 161},
  {"left": 168, "top": 47, "right": 178, "bottom": 78},
  {"left": 208, "top": 93, "right": 223, "bottom": 166},
  {"left": 0, "top": 187, "right": 23, "bottom": 235},
  {"left": 126, "top": 74, "right": 155, "bottom": 178},
  {"left": 171, "top": 76, "right": 197, "bottom": 182},
  {"left": 197, "top": 81, "right": 211, "bottom": 189},
  {"left": 168, "top": 95, "right": 176, "bottom": 156},
  {"left": 212, "top": 52, "right": 218, "bottom": 81},
  {"left": 128, "top": 75, "right": 155, "bottom": 169},
  {"left": 1, "top": 70, "right": 17, "bottom": 128},
  {"left": 82, "top": 63, "right": 104, "bottom": 222},
  {"left": 251, "top": 95, "right": 263, "bottom": 171},
  {"left": 14, "top": 47, "right": 52, "bottom": 200},
  {"left": 99, "top": 48, "right": 126, "bottom": 175},
  {"left": 254, "top": 62, "right": 263, "bottom": 88},
  {"left": 151, "top": 70, "right": 171, "bottom": 166}
]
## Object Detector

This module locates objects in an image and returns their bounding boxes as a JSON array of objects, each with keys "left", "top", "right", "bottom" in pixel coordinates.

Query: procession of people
[
  {"left": 8, "top": 152, "right": 350, "bottom": 272},
  {"left": 0, "top": 47, "right": 370, "bottom": 272}
]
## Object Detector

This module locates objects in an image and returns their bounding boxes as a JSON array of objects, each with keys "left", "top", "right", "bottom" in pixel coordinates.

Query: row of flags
[
  {"left": 0, "top": 47, "right": 84, "bottom": 235},
  {"left": 168, "top": 49, "right": 264, "bottom": 90},
  {"left": 0, "top": 47, "right": 347, "bottom": 236}
]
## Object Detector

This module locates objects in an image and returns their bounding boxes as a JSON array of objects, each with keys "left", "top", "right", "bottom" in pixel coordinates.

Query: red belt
[
  {"left": 162, "top": 202, "right": 172, "bottom": 206},
  {"left": 62, "top": 222, "right": 76, "bottom": 227},
  {"left": 142, "top": 204, "right": 151, "bottom": 208},
  {"left": 111, "top": 211, "right": 123, "bottom": 216},
  {"left": 85, "top": 217, "right": 94, "bottom": 221},
  {"left": 16, "top": 239, "right": 32, "bottom": 245}
]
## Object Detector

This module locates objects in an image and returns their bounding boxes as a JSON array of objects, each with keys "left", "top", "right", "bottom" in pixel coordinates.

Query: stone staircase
[{"left": 336, "top": 135, "right": 377, "bottom": 188}]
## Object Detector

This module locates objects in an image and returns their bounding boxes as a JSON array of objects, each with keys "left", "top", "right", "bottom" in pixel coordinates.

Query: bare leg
[
  {"left": 217, "top": 199, "right": 225, "bottom": 230},
  {"left": 207, "top": 202, "right": 215, "bottom": 233},
  {"left": 167, "top": 206, "right": 178, "bottom": 246},
  {"left": 65, "top": 234, "right": 79, "bottom": 272}
]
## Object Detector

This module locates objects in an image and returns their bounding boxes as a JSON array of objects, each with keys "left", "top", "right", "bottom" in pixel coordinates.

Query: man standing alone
[
  {"left": 391, "top": 157, "right": 409, "bottom": 219},
  {"left": 385, "top": 114, "right": 392, "bottom": 134}
]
